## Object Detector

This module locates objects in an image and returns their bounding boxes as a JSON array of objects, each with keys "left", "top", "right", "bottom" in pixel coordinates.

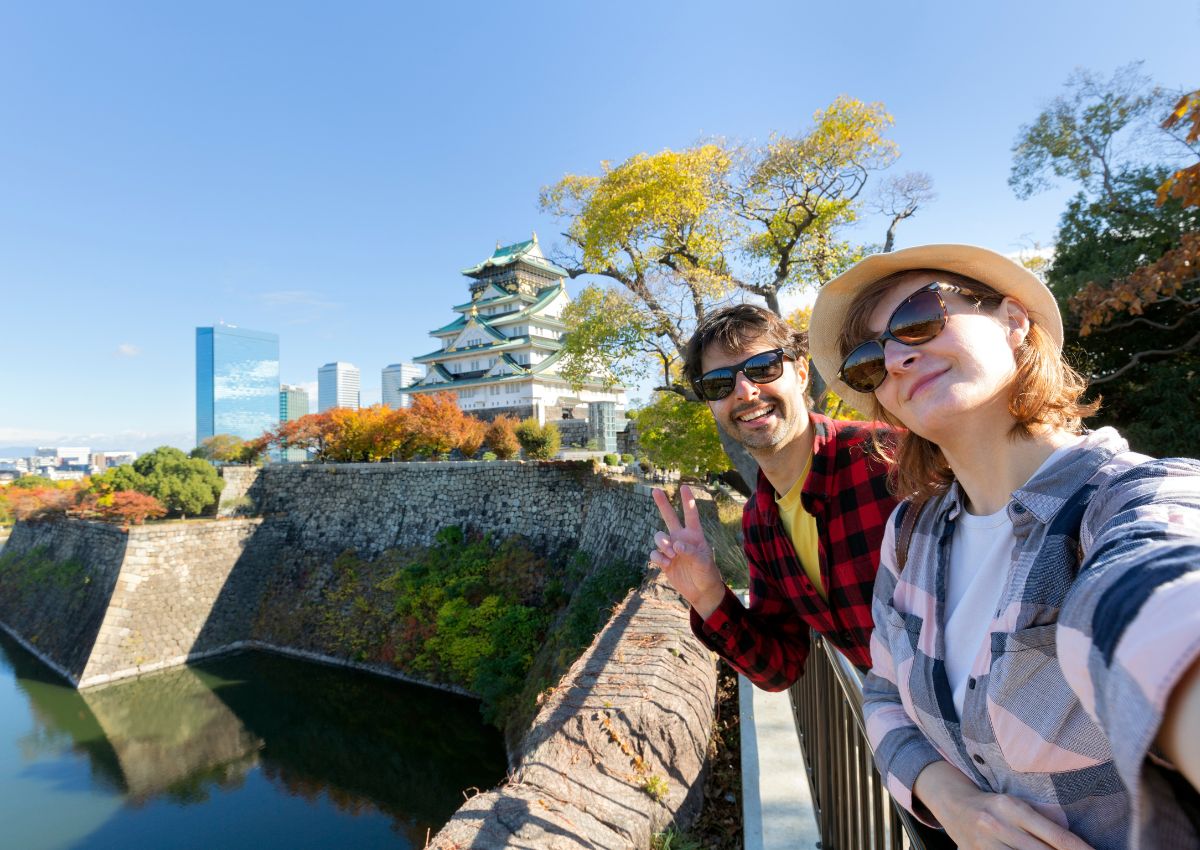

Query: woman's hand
[
  {"left": 915, "top": 762, "right": 1095, "bottom": 850},
  {"left": 650, "top": 485, "right": 727, "bottom": 619}
]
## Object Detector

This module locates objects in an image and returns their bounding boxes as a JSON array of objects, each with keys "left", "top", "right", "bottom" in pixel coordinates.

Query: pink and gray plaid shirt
[{"left": 863, "top": 427, "right": 1200, "bottom": 849}]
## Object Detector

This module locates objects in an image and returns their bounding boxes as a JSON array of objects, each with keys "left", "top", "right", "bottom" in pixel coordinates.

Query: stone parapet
[{"left": 430, "top": 571, "right": 718, "bottom": 849}]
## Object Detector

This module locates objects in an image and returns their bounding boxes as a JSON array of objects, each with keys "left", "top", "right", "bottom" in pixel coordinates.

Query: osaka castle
[{"left": 408, "top": 234, "right": 627, "bottom": 424}]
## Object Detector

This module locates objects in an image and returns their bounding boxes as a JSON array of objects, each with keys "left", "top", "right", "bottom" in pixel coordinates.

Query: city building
[
  {"left": 318, "top": 362, "right": 360, "bottom": 412},
  {"left": 55, "top": 447, "right": 90, "bottom": 466},
  {"left": 90, "top": 451, "right": 137, "bottom": 471},
  {"left": 195, "top": 326, "right": 281, "bottom": 445},
  {"left": 381, "top": 363, "right": 424, "bottom": 409},
  {"left": 408, "top": 234, "right": 626, "bottom": 436},
  {"left": 279, "top": 384, "right": 311, "bottom": 462},
  {"left": 280, "top": 384, "right": 310, "bottom": 421}
]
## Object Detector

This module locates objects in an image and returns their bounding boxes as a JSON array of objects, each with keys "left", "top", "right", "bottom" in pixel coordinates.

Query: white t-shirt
[{"left": 944, "top": 437, "right": 1088, "bottom": 718}]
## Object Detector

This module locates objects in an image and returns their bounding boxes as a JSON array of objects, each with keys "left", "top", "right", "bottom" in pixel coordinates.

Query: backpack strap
[{"left": 896, "top": 497, "right": 928, "bottom": 573}]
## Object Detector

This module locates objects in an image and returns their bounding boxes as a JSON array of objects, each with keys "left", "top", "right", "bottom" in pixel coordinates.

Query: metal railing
[{"left": 789, "top": 634, "right": 929, "bottom": 850}]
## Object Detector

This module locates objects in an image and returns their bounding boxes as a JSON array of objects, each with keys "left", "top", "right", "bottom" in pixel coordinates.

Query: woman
[{"left": 807, "top": 244, "right": 1200, "bottom": 850}]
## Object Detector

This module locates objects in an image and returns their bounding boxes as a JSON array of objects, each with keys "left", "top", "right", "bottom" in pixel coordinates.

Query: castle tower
[{"left": 407, "top": 235, "right": 626, "bottom": 425}]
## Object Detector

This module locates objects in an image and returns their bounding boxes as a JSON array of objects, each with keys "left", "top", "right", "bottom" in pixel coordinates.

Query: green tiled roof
[
  {"left": 430, "top": 315, "right": 468, "bottom": 335},
  {"left": 461, "top": 235, "right": 570, "bottom": 278},
  {"left": 516, "top": 282, "right": 565, "bottom": 318},
  {"left": 412, "top": 336, "right": 540, "bottom": 364},
  {"left": 452, "top": 291, "right": 528, "bottom": 312}
]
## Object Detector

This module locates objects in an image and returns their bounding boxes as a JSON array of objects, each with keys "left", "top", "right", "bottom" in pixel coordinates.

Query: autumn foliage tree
[
  {"left": 542, "top": 96, "right": 929, "bottom": 486},
  {"left": 7, "top": 486, "right": 78, "bottom": 522},
  {"left": 324, "top": 405, "right": 407, "bottom": 462},
  {"left": 261, "top": 394, "right": 489, "bottom": 462},
  {"left": 403, "top": 393, "right": 475, "bottom": 459},
  {"left": 483, "top": 415, "right": 521, "bottom": 460},
  {"left": 101, "top": 491, "right": 168, "bottom": 525},
  {"left": 457, "top": 416, "right": 487, "bottom": 459},
  {"left": 1158, "top": 89, "right": 1200, "bottom": 208},
  {"left": 1013, "top": 65, "right": 1200, "bottom": 455}
]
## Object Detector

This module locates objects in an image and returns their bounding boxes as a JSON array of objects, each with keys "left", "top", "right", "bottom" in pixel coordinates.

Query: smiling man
[{"left": 650, "top": 304, "right": 898, "bottom": 689}]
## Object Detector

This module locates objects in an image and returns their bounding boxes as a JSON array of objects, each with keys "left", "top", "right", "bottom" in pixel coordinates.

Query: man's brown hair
[
  {"left": 837, "top": 270, "right": 1099, "bottom": 500},
  {"left": 684, "top": 304, "right": 808, "bottom": 391}
]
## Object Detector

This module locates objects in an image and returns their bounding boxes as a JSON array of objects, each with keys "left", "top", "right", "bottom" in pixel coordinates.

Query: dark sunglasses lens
[
  {"left": 742, "top": 351, "right": 784, "bottom": 383},
  {"left": 890, "top": 289, "right": 946, "bottom": 344},
  {"left": 698, "top": 373, "right": 734, "bottom": 400},
  {"left": 841, "top": 342, "right": 887, "bottom": 393}
]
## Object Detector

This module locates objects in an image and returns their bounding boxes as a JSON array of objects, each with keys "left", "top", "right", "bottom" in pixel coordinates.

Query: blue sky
[{"left": 2, "top": 1, "right": 1197, "bottom": 451}]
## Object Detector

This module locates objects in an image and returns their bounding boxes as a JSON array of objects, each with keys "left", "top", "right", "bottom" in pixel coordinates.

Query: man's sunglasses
[
  {"left": 838, "top": 282, "right": 977, "bottom": 394},
  {"left": 694, "top": 348, "right": 795, "bottom": 401}
]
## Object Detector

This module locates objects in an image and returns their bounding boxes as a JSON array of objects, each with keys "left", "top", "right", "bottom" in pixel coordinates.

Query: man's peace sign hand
[{"left": 650, "top": 485, "right": 728, "bottom": 619}]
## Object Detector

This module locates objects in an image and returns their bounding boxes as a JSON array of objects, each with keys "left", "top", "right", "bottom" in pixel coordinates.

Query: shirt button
[
  {"left": 973, "top": 754, "right": 985, "bottom": 765},
  {"left": 968, "top": 677, "right": 976, "bottom": 689},
  {"left": 1013, "top": 504, "right": 1026, "bottom": 514}
]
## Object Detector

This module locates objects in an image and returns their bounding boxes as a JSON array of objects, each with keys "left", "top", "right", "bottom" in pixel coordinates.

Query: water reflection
[
  {"left": 0, "top": 631, "right": 507, "bottom": 850},
  {"left": 80, "top": 666, "right": 262, "bottom": 803}
]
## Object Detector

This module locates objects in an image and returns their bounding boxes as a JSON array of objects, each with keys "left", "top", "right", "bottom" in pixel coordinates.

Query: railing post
[{"left": 788, "top": 633, "right": 927, "bottom": 850}]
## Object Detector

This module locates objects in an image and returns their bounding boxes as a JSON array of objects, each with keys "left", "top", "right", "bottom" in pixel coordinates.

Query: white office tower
[
  {"left": 381, "top": 363, "right": 424, "bottom": 408},
  {"left": 318, "top": 362, "right": 361, "bottom": 411}
]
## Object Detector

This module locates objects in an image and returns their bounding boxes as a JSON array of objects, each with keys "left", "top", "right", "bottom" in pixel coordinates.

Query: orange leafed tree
[
  {"left": 1159, "top": 90, "right": 1200, "bottom": 208},
  {"left": 324, "top": 405, "right": 410, "bottom": 462},
  {"left": 458, "top": 416, "right": 487, "bottom": 459},
  {"left": 266, "top": 412, "right": 338, "bottom": 459},
  {"left": 261, "top": 394, "right": 490, "bottom": 462},
  {"left": 1069, "top": 231, "right": 1200, "bottom": 381},
  {"left": 405, "top": 392, "right": 470, "bottom": 459},
  {"left": 103, "top": 491, "right": 168, "bottom": 525},
  {"left": 483, "top": 414, "right": 521, "bottom": 460},
  {"left": 8, "top": 487, "right": 76, "bottom": 521}
]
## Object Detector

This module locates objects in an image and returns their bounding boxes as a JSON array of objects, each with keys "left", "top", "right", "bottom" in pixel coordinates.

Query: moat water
[{"left": 0, "top": 631, "right": 507, "bottom": 849}]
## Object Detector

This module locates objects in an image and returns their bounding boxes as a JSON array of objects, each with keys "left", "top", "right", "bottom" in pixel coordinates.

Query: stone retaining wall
[
  {"left": 78, "top": 518, "right": 282, "bottom": 686},
  {"left": 0, "top": 518, "right": 281, "bottom": 687},
  {"left": 0, "top": 519, "right": 130, "bottom": 681},
  {"left": 221, "top": 460, "right": 665, "bottom": 570},
  {"left": 2, "top": 462, "right": 683, "bottom": 687},
  {"left": 0, "top": 462, "right": 721, "bottom": 846}
]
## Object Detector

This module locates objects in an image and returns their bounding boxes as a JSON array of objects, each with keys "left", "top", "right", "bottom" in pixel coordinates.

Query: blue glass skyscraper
[{"left": 195, "top": 326, "right": 281, "bottom": 445}]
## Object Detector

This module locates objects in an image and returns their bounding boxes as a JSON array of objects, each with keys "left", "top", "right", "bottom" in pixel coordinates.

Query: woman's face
[{"left": 862, "top": 274, "right": 1029, "bottom": 442}]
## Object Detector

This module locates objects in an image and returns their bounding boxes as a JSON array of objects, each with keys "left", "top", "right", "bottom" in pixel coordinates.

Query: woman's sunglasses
[
  {"left": 694, "top": 348, "right": 795, "bottom": 401},
  {"left": 838, "top": 282, "right": 976, "bottom": 394}
]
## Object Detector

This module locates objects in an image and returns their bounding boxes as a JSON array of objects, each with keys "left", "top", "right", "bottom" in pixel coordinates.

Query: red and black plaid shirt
[{"left": 692, "top": 413, "right": 897, "bottom": 690}]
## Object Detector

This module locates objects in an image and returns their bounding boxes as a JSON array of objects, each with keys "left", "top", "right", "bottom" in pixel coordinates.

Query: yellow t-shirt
[{"left": 775, "top": 455, "right": 825, "bottom": 600}]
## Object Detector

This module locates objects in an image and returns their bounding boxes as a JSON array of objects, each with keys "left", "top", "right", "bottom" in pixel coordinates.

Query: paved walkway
[{"left": 740, "top": 674, "right": 822, "bottom": 850}]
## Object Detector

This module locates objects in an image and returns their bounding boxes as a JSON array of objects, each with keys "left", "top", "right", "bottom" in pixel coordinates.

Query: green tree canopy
[
  {"left": 10, "top": 475, "right": 55, "bottom": 490},
  {"left": 1012, "top": 66, "right": 1200, "bottom": 456},
  {"left": 92, "top": 446, "right": 224, "bottom": 518},
  {"left": 634, "top": 391, "right": 731, "bottom": 477},
  {"left": 1010, "top": 63, "right": 1175, "bottom": 204},
  {"left": 541, "top": 95, "right": 925, "bottom": 399}
]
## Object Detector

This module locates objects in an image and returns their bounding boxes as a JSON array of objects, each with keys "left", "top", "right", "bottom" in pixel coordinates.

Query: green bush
[
  {"left": 603, "top": 453, "right": 620, "bottom": 467},
  {"left": 91, "top": 446, "right": 224, "bottom": 518},
  {"left": 515, "top": 418, "right": 561, "bottom": 460},
  {"left": 620, "top": 453, "right": 633, "bottom": 464},
  {"left": 258, "top": 525, "right": 641, "bottom": 739}
]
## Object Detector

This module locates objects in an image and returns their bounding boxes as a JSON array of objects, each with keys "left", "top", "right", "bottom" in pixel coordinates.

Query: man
[{"left": 650, "top": 304, "right": 897, "bottom": 690}]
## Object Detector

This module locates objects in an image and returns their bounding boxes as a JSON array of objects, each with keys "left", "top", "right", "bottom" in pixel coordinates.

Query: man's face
[{"left": 700, "top": 339, "right": 809, "bottom": 455}]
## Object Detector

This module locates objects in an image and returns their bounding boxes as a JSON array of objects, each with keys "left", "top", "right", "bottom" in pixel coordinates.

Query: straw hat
[{"left": 808, "top": 244, "right": 1063, "bottom": 413}]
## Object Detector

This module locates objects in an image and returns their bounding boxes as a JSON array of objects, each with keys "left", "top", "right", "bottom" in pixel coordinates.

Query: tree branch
[
  {"left": 1089, "top": 329, "right": 1200, "bottom": 385},
  {"left": 1087, "top": 301, "right": 1200, "bottom": 334}
]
